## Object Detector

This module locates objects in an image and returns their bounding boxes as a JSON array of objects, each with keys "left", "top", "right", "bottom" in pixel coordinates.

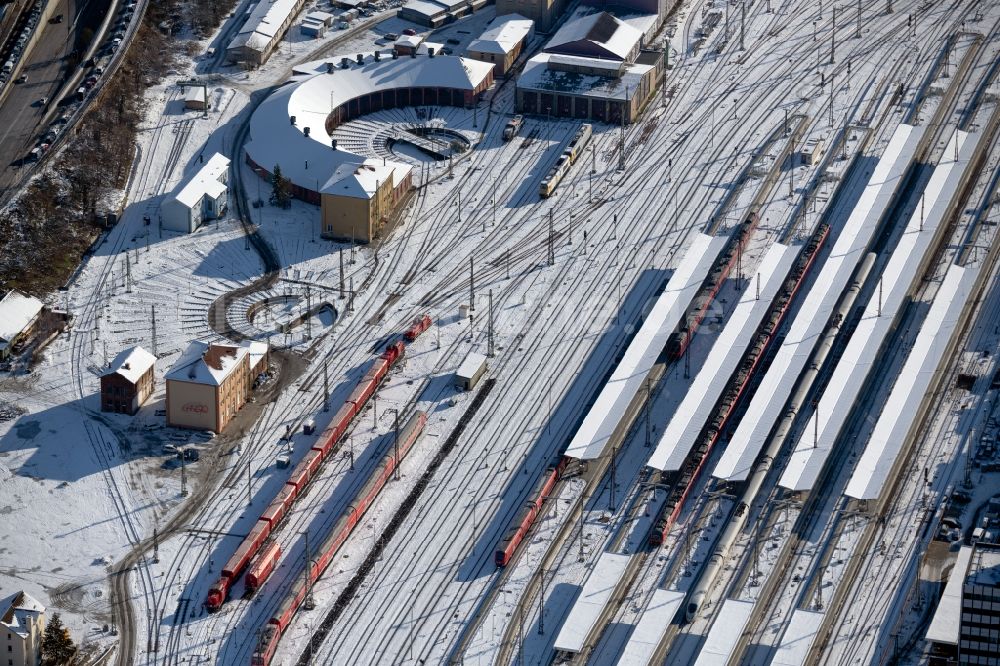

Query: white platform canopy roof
[
  {"left": 846, "top": 264, "right": 973, "bottom": 499},
  {"left": 553, "top": 553, "right": 631, "bottom": 653},
  {"left": 648, "top": 242, "right": 797, "bottom": 471},
  {"left": 772, "top": 610, "right": 824, "bottom": 665},
  {"left": 564, "top": 233, "right": 728, "bottom": 460},
  {"left": 693, "top": 599, "right": 754, "bottom": 665},
  {"left": 615, "top": 589, "right": 685, "bottom": 666},
  {"left": 926, "top": 546, "right": 974, "bottom": 645},
  {"left": 780, "top": 129, "right": 973, "bottom": 492},
  {"left": 713, "top": 123, "right": 921, "bottom": 481}
]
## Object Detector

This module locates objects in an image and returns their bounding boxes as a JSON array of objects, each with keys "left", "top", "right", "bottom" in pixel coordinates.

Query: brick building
[{"left": 100, "top": 346, "right": 156, "bottom": 415}]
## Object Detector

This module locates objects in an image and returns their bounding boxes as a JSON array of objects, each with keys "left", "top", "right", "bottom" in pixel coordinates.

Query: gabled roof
[
  {"left": 0, "top": 290, "right": 43, "bottom": 346},
  {"left": 1, "top": 591, "right": 44, "bottom": 639},
  {"left": 468, "top": 14, "right": 533, "bottom": 55},
  {"left": 165, "top": 341, "right": 248, "bottom": 386},
  {"left": 171, "top": 153, "right": 230, "bottom": 209},
  {"left": 103, "top": 346, "right": 156, "bottom": 383},
  {"left": 544, "top": 11, "right": 642, "bottom": 61},
  {"left": 322, "top": 162, "right": 394, "bottom": 198}
]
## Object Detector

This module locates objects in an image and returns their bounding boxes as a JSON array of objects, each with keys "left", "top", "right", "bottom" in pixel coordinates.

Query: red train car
[
  {"left": 245, "top": 541, "right": 282, "bottom": 593},
  {"left": 494, "top": 460, "right": 565, "bottom": 566},
  {"left": 207, "top": 520, "right": 271, "bottom": 611},
  {"left": 403, "top": 314, "right": 432, "bottom": 342},
  {"left": 212, "top": 321, "right": 430, "bottom": 615},
  {"left": 249, "top": 411, "right": 427, "bottom": 666},
  {"left": 251, "top": 625, "right": 280, "bottom": 666},
  {"left": 668, "top": 210, "right": 761, "bottom": 360}
]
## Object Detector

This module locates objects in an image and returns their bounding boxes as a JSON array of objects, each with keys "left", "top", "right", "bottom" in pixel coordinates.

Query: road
[{"left": 0, "top": 0, "right": 79, "bottom": 195}]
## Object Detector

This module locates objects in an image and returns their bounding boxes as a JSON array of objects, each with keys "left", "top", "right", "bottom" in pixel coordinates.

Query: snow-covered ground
[{"left": 2, "top": 0, "right": 1000, "bottom": 664}]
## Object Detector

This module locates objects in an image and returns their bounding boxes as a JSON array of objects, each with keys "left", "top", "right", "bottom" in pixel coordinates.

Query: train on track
[
  {"left": 251, "top": 411, "right": 428, "bottom": 666},
  {"left": 494, "top": 458, "right": 568, "bottom": 566},
  {"left": 667, "top": 211, "right": 761, "bottom": 360},
  {"left": 650, "top": 224, "right": 830, "bottom": 546},
  {"left": 205, "top": 317, "right": 431, "bottom": 612},
  {"left": 539, "top": 123, "right": 592, "bottom": 198}
]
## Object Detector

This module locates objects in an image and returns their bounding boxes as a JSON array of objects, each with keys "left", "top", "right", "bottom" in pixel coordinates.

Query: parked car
[
  {"left": 15, "top": 74, "right": 27, "bottom": 83},
  {"left": 162, "top": 444, "right": 179, "bottom": 455},
  {"left": 48, "top": 13, "right": 63, "bottom": 23},
  {"left": 182, "top": 448, "right": 200, "bottom": 462},
  {"left": 402, "top": 27, "right": 417, "bottom": 35}
]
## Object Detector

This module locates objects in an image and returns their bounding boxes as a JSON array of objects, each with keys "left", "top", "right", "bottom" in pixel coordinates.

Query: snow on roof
[
  {"left": 712, "top": 124, "right": 921, "bottom": 482},
  {"left": 457, "top": 352, "right": 487, "bottom": 380},
  {"left": 517, "top": 53, "right": 651, "bottom": 102},
  {"left": 615, "top": 589, "right": 685, "bottom": 665},
  {"left": 846, "top": 264, "right": 972, "bottom": 499},
  {"left": 165, "top": 341, "right": 248, "bottom": 386},
  {"left": 468, "top": 14, "right": 533, "bottom": 55},
  {"left": 0, "top": 290, "right": 43, "bottom": 347},
  {"left": 246, "top": 54, "right": 492, "bottom": 193},
  {"left": 648, "top": 242, "right": 797, "bottom": 472},
  {"left": 394, "top": 33, "right": 424, "bottom": 48},
  {"left": 772, "top": 610, "right": 824, "bottom": 665},
  {"left": 322, "top": 161, "right": 396, "bottom": 198},
  {"left": 184, "top": 86, "right": 205, "bottom": 103},
  {"left": 553, "top": 553, "right": 631, "bottom": 653},
  {"left": 565, "top": 233, "right": 728, "bottom": 460},
  {"left": 694, "top": 599, "right": 754, "bottom": 665},
  {"left": 171, "top": 153, "right": 230, "bottom": 209},
  {"left": 1, "top": 591, "right": 44, "bottom": 639},
  {"left": 239, "top": 340, "right": 269, "bottom": 370},
  {"left": 926, "top": 546, "right": 974, "bottom": 645},
  {"left": 545, "top": 11, "right": 642, "bottom": 61},
  {"left": 780, "top": 129, "right": 973, "bottom": 492},
  {"left": 306, "top": 10, "right": 333, "bottom": 21},
  {"left": 400, "top": 0, "right": 447, "bottom": 18},
  {"left": 230, "top": 0, "right": 303, "bottom": 50},
  {"left": 103, "top": 346, "right": 156, "bottom": 383}
]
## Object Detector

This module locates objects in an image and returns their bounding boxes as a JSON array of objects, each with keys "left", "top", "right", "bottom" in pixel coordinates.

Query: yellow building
[
  {"left": 320, "top": 160, "right": 413, "bottom": 243},
  {"left": 165, "top": 341, "right": 251, "bottom": 433}
]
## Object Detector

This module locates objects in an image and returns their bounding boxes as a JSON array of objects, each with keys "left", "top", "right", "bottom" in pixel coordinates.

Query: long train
[
  {"left": 205, "top": 315, "right": 432, "bottom": 612},
  {"left": 493, "top": 458, "right": 568, "bottom": 566},
  {"left": 649, "top": 224, "right": 830, "bottom": 545},
  {"left": 489, "top": 215, "right": 765, "bottom": 565},
  {"left": 667, "top": 211, "right": 762, "bottom": 360},
  {"left": 539, "top": 123, "right": 593, "bottom": 198},
  {"left": 251, "top": 411, "right": 428, "bottom": 666}
]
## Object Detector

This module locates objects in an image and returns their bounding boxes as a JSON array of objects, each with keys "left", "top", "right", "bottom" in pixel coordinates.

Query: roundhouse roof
[{"left": 245, "top": 53, "right": 493, "bottom": 193}]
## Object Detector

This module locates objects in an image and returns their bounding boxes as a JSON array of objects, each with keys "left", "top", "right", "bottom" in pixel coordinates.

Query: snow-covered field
[{"left": 2, "top": 0, "right": 1000, "bottom": 664}]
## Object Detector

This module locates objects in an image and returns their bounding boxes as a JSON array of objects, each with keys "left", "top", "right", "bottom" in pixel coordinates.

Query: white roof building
[
  {"left": 1, "top": 591, "right": 45, "bottom": 666},
  {"left": 544, "top": 11, "right": 643, "bottom": 61},
  {"left": 0, "top": 290, "right": 43, "bottom": 357},
  {"left": 468, "top": 14, "right": 533, "bottom": 55},
  {"left": 103, "top": 346, "right": 156, "bottom": 383},
  {"left": 246, "top": 54, "right": 492, "bottom": 198},
  {"left": 161, "top": 153, "right": 230, "bottom": 233},
  {"left": 228, "top": 0, "right": 308, "bottom": 65},
  {"left": 166, "top": 341, "right": 249, "bottom": 386}
]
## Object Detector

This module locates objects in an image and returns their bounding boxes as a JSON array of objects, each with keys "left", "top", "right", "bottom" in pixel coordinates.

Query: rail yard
[{"left": 1, "top": 0, "right": 1000, "bottom": 665}]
